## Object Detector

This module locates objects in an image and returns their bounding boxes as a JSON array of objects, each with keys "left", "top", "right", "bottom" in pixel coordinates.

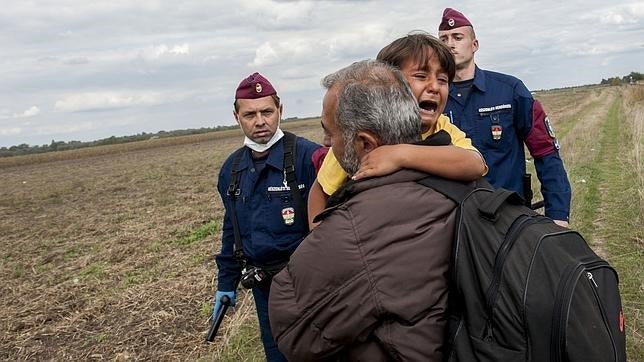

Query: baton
[
  {"left": 523, "top": 173, "right": 544, "bottom": 210},
  {"left": 522, "top": 174, "right": 534, "bottom": 208},
  {"left": 531, "top": 200, "right": 545, "bottom": 210},
  {"left": 205, "top": 295, "right": 231, "bottom": 342}
]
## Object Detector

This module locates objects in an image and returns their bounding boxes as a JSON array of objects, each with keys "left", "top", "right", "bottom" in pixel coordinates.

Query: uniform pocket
[
  {"left": 264, "top": 190, "right": 295, "bottom": 228},
  {"left": 476, "top": 109, "right": 513, "bottom": 150}
]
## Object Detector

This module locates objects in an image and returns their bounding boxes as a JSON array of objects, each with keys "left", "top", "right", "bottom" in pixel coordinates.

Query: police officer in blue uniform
[
  {"left": 438, "top": 8, "right": 572, "bottom": 226},
  {"left": 213, "top": 72, "right": 319, "bottom": 361}
]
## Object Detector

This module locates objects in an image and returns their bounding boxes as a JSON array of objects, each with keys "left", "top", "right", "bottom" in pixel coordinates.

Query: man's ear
[
  {"left": 277, "top": 104, "right": 284, "bottom": 121},
  {"left": 353, "top": 131, "right": 379, "bottom": 156},
  {"left": 233, "top": 111, "right": 240, "bottom": 125}
]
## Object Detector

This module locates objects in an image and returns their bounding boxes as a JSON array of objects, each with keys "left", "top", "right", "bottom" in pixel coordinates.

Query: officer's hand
[
  {"left": 213, "top": 290, "right": 236, "bottom": 320},
  {"left": 553, "top": 219, "right": 569, "bottom": 228}
]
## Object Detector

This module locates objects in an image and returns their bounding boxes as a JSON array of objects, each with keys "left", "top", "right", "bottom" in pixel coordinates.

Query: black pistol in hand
[{"left": 205, "top": 295, "right": 232, "bottom": 342}]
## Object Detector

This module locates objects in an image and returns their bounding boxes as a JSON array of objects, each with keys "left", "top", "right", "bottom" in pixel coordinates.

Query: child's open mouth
[{"left": 419, "top": 100, "right": 438, "bottom": 115}]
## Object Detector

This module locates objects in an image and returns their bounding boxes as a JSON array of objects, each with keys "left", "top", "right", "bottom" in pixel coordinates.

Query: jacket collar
[
  {"left": 449, "top": 65, "right": 486, "bottom": 101},
  {"left": 472, "top": 65, "right": 486, "bottom": 92}
]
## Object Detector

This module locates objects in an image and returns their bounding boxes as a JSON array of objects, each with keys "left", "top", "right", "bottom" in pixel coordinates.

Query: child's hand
[{"left": 352, "top": 145, "right": 404, "bottom": 180}]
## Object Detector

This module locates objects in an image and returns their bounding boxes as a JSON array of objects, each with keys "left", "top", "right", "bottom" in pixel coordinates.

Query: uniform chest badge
[
  {"left": 491, "top": 124, "right": 503, "bottom": 140},
  {"left": 282, "top": 207, "right": 295, "bottom": 226}
]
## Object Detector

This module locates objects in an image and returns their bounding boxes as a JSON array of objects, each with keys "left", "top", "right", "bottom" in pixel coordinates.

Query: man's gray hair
[{"left": 322, "top": 59, "right": 421, "bottom": 174}]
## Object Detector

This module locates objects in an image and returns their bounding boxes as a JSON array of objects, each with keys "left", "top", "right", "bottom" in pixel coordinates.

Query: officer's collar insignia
[{"left": 255, "top": 83, "right": 262, "bottom": 93}]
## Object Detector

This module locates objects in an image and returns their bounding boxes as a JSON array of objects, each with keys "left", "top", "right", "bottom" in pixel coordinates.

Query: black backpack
[{"left": 418, "top": 176, "right": 627, "bottom": 362}]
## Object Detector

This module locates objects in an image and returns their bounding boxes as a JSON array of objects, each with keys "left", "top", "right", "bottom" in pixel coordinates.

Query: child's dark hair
[{"left": 377, "top": 31, "right": 456, "bottom": 82}]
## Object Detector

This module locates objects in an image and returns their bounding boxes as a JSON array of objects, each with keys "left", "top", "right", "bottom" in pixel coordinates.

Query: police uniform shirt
[
  {"left": 444, "top": 66, "right": 571, "bottom": 221},
  {"left": 216, "top": 136, "right": 320, "bottom": 291}
]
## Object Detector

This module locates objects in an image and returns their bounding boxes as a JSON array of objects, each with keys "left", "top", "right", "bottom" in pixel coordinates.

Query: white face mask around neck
[{"left": 243, "top": 128, "right": 284, "bottom": 153}]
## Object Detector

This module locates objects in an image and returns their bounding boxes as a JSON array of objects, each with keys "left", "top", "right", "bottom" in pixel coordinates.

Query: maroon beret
[
  {"left": 235, "top": 72, "right": 277, "bottom": 100},
  {"left": 439, "top": 8, "right": 473, "bottom": 31}
]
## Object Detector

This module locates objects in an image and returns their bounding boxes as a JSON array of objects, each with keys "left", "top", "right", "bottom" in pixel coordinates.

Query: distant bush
[{"left": 600, "top": 72, "right": 643, "bottom": 86}]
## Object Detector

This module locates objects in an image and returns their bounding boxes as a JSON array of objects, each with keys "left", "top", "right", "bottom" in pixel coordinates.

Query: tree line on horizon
[
  {"left": 2, "top": 72, "right": 642, "bottom": 158},
  {"left": 0, "top": 117, "right": 307, "bottom": 158},
  {"left": 0, "top": 125, "right": 242, "bottom": 158},
  {"left": 600, "top": 71, "right": 643, "bottom": 86}
]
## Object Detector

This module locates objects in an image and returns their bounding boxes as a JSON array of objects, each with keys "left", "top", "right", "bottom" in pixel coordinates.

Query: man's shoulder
[
  {"left": 223, "top": 146, "right": 245, "bottom": 163},
  {"left": 294, "top": 135, "right": 320, "bottom": 153},
  {"left": 339, "top": 172, "right": 458, "bottom": 225},
  {"left": 218, "top": 147, "right": 246, "bottom": 176},
  {"left": 347, "top": 171, "right": 452, "bottom": 203}
]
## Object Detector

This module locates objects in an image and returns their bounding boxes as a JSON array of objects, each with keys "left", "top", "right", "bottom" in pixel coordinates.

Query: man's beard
[{"left": 339, "top": 141, "right": 359, "bottom": 176}]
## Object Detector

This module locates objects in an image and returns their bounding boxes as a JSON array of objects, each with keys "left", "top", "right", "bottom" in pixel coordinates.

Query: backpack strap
[
  {"left": 479, "top": 189, "right": 525, "bottom": 218},
  {"left": 417, "top": 174, "right": 477, "bottom": 204},
  {"left": 282, "top": 131, "right": 309, "bottom": 232},
  {"left": 227, "top": 148, "right": 246, "bottom": 265}
]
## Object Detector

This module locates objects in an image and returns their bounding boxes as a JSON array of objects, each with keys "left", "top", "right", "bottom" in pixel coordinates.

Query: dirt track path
[
  {"left": 560, "top": 86, "right": 643, "bottom": 360},
  {"left": 558, "top": 87, "right": 618, "bottom": 256}
]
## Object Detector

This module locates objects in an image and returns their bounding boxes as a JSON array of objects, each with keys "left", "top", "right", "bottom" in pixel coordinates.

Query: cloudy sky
[{"left": 1, "top": 0, "right": 642, "bottom": 148}]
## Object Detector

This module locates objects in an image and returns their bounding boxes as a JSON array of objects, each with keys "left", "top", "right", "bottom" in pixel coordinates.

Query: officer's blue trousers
[{"left": 252, "top": 282, "right": 287, "bottom": 362}]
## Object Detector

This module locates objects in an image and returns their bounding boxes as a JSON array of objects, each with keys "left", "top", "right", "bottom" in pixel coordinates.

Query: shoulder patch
[{"left": 544, "top": 116, "right": 556, "bottom": 138}]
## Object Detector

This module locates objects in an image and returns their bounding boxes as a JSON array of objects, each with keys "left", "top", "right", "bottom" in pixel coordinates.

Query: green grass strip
[
  {"left": 592, "top": 98, "right": 644, "bottom": 360},
  {"left": 173, "top": 220, "right": 221, "bottom": 246},
  {"left": 214, "top": 322, "right": 265, "bottom": 362}
]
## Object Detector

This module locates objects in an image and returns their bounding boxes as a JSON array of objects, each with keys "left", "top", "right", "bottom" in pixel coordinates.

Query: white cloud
[
  {"left": 581, "top": 3, "right": 644, "bottom": 26},
  {"left": 600, "top": 12, "right": 626, "bottom": 25},
  {"left": 630, "top": 2, "right": 644, "bottom": 16},
  {"left": 138, "top": 43, "right": 190, "bottom": 60},
  {"left": 252, "top": 41, "right": 314, "bottom": 66},
  {"left": 34, "top": 121, "right": 96, "bottom": 135},
  {"left": 54, "top": 91, "right": 166, "bottom": 112},
  {"left": 0, "top": 127, "right": 21, "bottom": 136},
  {"left": 252, "top": 42, "right": 280, "bottom": 66},
  {"left": 58, "top": 30, "right": 73, "bottom": 37},
  {"left": 65, "top": 56, "right": 90, "bottom": 65},
  {"left": 252, "top": 23, "right": 390, "bottom": 67},
  {"left": 325, "top": 23, "right": 391, "bottom": 59},
  {"left": 239, "top": 0, "right": 313, "bottom": 29},
  {"left": 14, "top": 106, "right": 40, "bottom": 118}
]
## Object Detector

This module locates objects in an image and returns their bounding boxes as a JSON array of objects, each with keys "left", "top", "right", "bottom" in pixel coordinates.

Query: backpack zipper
[
  {"left": 551, "top": 259, "right": 611, "bottom": 362},
  {"left": 483, "top": 215, "right": 548, "bottom": 338},
  {"left": 585, "top": 269, "right": 618, "bottom": 361}
]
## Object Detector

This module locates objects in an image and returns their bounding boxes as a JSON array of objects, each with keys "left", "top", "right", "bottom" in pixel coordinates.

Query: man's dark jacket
[{"left": 269, "top": 169, "right": 457, "bottom": 361}]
